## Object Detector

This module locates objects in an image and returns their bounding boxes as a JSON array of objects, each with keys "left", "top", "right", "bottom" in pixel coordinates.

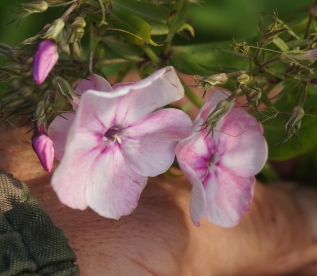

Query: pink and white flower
[
  {"left": 176, "top": 90, "right": 268, "bottom": 228},
  {"left": 50, "top": 67, "right": 193, "bottom": 219}
]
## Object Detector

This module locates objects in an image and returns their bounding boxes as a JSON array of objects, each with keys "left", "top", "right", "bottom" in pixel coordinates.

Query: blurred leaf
[
  {"left": 112, "top": 0, "right": 170, "bottom": 35},
  {"left": 263, "top": 84, "right": 317, "bottom": 160},
  {"left": 166, "top": 0, "right": 188, "bottom": 42},
  {"left": 170, "top": 42, "right": 249, "bottom": 75},
  {"left": 110, "top": 10, "right": 158, "bottom": 46},
  {"left": 102, "top": 36, "right": 143, "bottom": 60}
]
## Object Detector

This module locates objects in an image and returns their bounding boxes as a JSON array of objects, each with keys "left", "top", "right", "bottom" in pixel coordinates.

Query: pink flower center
[
  {"left": 103, "top": 126, "right": 123, "bottom": 144},
  {"left": 208, "top": 152, "right": 218, "bottom": 171}
]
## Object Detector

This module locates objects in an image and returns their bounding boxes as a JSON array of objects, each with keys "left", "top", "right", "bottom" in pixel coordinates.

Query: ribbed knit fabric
[{"left": 0, "top": 169, "right": 80, "bottom": 276}]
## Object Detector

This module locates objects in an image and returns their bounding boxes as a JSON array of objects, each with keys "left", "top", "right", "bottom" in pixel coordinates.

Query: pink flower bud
[
  {"left": 33, "top": 39, "right": 58, "bottom": 85},
  {"left": 32, "top": 125, "right": 54, "bottom": 172}
]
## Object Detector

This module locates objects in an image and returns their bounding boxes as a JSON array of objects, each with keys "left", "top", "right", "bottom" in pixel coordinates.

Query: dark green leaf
[
  {"left": 110, "top": 10, "right": 158, "bottom": 45},
  {"left": 263, "top": 84, "right": 317, "bottom": 160},
  {"left": 170, "top": 42, "right": 249, "bottom": 75},
  {"left": 102, "top": 36, "right": 143, "bottom": 60},
  {"left": 166, "top": 0, "right": 188, "bottom": 42},
  {"left": 112, "top": 0, "right": 170, "bottom": 35}
]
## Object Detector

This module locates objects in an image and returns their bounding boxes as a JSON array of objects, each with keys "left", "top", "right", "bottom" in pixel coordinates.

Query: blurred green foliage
[{"left": 0, "top": 0, "right": 312, "bottom": 46}]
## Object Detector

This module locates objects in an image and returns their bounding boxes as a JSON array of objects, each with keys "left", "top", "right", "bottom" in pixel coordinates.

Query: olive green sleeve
[{"left": 0, "top": 169, "right": 80, "bottom": 276}]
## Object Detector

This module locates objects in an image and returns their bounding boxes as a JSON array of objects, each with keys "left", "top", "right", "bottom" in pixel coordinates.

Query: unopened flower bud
[
  {"left": 246, "top": 87, "right": 262, "bottom": 108},
  {"left": 195, "top": 73, "right": 228, "bottom": 97},
  {"left": 276, "top": 106, "right": 305, "bottom": 146},
  {"left": 70, "top": 17, "right": 86, "bottom": 29},
  {"left": 32, "top": 124, "right": 54, "bottom": 172},
  {"left": 237, "top": 73, "right": 250, "bottom": 85},
  {"left": 21, "top": 1, "right": 48, "bottom": 14},
  {"left": 262, "top": 28, "right": 288, "bottom": 45},
  {"left": 42, "top": 19, "right": 65, "bottom": 41},
  {"left": 33, "top": 39, "right": 59, "bottom": 85},
  {"left": 52, "top": 76, "right": 79, "bottom": 107},
  {"left": 202, "top": 93, "right": 235, "bottom": 136},
  {"left": 281, "top": 49, "right": 317, "bottom": 63}
]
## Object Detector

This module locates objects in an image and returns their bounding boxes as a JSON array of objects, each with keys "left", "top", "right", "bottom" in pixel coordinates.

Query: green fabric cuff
[{"left": 0, "top": 169, "right": 80, "bottom": 276}]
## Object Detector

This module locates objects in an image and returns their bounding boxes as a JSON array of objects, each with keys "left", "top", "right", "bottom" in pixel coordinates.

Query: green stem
[
  {"left": 162, "top": 40, "right": 172, "bottom": 57},
  {"left": 60, "top": 1, "right": 78, "bottom": 20},
  {"left": 260, "top": 56, "right": 281, "bottom": 68},
  {"left": 299, "top": 83, "right": 308, "bottom": 107},
  {"left": 96, "top": 57, "right": 144, "bottom": 67},
  {"left": 140, "top": 44, "right": 160, "bottom": 65},
  {"left": 253, "top": 42, "right": 264, "bottom": 65},
  {"left": 180, "top": 79, "right": 203, "bottom": 108}
]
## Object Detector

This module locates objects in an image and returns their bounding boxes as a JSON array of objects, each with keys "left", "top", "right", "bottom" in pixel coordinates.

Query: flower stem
[
  {"left": 180, "top": 79, "right": 203, "bottom": 108},
  {"left": 140, "top": 44, "right": 160, "bottom": 65},
  {"left": 61, "top": 2, "right": 79, "bottom": 20},
  {"left": 299, "top": 83, "right": 308, "bottom": 107},
  {"left": 162, "top": 40, "right": 172, "bottom": 57},
  {"left": 260, "top": 56, "right": 281, "bottom": 68}
]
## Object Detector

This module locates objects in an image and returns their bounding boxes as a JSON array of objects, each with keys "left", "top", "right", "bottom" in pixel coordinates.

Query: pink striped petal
[
  {"left": 48, "top": 113, "right": 75, "bottom": 160},
  {"left": 51, "top": 131, "right": 147, "bottom": 218},
  {"left": 175, "top": 123, "right": 213, "bottom": 181},
  {"left": 176, "top": 139, "right": 207, "bottom": 226},
  {"left": 121, "top": 108, "right": 192, "bottom": 177},
  {"left": 51, "top": 132, "right": 101, "bottom": 210},
  {"left": 113, "top": 67, "right": 184, "bottom": 126},
  {"left": 75, "top": 74, "right": 113, "bottom": 95},
  {"left": 85, "top": 144, "right": 147, "bottom": 219},
  {"left": 195, "top": 89, "right": 232, "bottom": 124},
  {"left": 204, "top": 167, "right": 255, "bottom": 228},
  {"left": 217, "top": 108, "right": 268, "bottom": 177}
]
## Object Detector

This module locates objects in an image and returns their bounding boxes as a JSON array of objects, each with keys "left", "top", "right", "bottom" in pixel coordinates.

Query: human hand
[{"left": 1, "top": 122, "right": 317, "bottom": 276}]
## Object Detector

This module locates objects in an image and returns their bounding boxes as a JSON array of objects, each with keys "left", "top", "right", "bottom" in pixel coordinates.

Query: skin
[{"left": 2, "top": 121, "right": 317, "bottom": 276}]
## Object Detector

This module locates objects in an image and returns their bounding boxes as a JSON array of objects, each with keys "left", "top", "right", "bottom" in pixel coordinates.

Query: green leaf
[
  {"left": 109, "top": 10, "right": 158, "bottom": 46},
  {"left": 170, "top": 42, "right": 249, "bottom": 75},
  {"left": 263, "top": 84, "right": 317, "bottom": 160},
  {"left": 112, "top": 0, "right": 170, "bottom": 35},
  {"left": 166, "top": 0, "right": 188, "bottom": 42},
  {"left": 102, "top": 36, "right": 143, "bottom": 60}
]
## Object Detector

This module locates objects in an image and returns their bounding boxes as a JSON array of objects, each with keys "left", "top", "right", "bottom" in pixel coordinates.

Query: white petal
[
  {"left": 75, "top": 74, "right": 112, "bottom": 95},
  {"left": 121, "top": 108, "right": 192, "bottom": 177},
  {"left": 217, "top": 108, "right": 268, "bottom": 177},
  {"left": 204, "top": 167, "right": 255, "bottom": 228}
]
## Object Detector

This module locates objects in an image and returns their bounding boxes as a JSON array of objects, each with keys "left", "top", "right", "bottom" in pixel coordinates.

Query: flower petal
[
  {"left": 51, "top": 132, "right": 101, "bottom": 210},
  {"left": 121, "top": 108, "right": 192, "bottom": 177},
  {"left": 195, "top": 89, "right": 232, "bottom": 124},
  {"left": 51, "top": 132, "right": 147, "bottom": 218},
  {"left": 85, "top": 144, "right": 147, "bottom": 219},
  {"left": 175, "top": 122, "right": 213, "bottom": 181},
  {"left": 181, "top": 162, "right": 207, "bottom": 227},
  {"left": 113, "top": 66, "right": 184, "bottom": 126},
  {"left": 48, "top": 113, "right": 75, "bottom": 160},
  {"left": 75, "top": 74, "right": 113, "bottom": 95},
  {"left": 112, "top": 82, "right": 133, "bottom": 90},
  {"left": 204, "top": 167, "right": 255, "bottom": 228},
  {"left": 217, "top": 108, "right": 268, "bottom": 177}
]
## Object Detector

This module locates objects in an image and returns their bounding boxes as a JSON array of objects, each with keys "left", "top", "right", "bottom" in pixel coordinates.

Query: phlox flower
[
  {"left": 176, "top": 90, "right": 268, "bottom": 227},
  {"left": 50, "top": 67, "right": 193, "bottom": 219}
]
